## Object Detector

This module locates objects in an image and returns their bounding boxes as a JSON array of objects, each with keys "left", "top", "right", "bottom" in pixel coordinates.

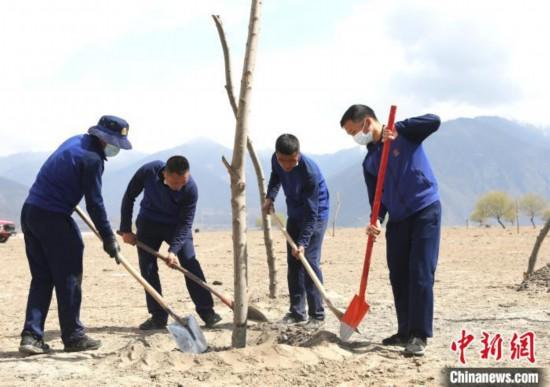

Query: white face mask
[
  {"left": 353, "top": 130, "right": 373, "bottom": 145},
  {"left": 104, "top": 144, "right": 120, "bottom": 158}
]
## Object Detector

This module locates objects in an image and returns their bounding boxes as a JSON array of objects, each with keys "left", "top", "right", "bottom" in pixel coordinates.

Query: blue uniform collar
[
  {"left": 83, "top": 134, "right": 107, "bottom": 161},
  {"left": 156, "top": 165, "right": 192, "bottom": 192},
  {"left": 278, "top": 153, "right": 303, "bottom": 173},
  {"left": 156, "top": 166, "right": 171, "bottom": 189}
]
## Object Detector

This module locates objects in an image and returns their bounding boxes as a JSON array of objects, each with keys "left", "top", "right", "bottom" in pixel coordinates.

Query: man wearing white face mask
[
  {"left": 352, "top": 118, "right": 374, "bottom": 146},
  {"left": 340, "top": 104, "right": 441, "bottom": 356},
  {"left": 119, "top": 156, "right": 221, "bottom": 330},
  {"left": 19, "top": 115, "right": 131, "bottom": 355}
]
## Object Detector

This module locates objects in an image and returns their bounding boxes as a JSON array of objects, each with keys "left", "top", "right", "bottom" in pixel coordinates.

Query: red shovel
[{"left": 339, "top": 105, "right": 397, "bottom": 341}]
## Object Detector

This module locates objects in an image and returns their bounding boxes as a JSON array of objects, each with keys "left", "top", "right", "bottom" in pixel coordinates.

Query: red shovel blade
[{"left": 339, "top": 294, "right": 370, "bottom": 341}]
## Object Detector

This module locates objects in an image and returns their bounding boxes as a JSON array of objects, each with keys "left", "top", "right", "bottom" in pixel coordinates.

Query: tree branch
[
  {"left": 222, "top": 155, "right": 245, "bottom": 191},
  {"left": 212, "top": 15, "right": 239, "bottom": 117}
]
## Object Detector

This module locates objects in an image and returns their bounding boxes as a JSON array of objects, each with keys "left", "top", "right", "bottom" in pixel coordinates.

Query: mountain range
[{"left": 1, "top": 116, "right": 549, "bottom": 229}]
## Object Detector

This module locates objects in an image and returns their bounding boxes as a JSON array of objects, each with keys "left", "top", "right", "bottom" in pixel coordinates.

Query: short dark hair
[
  {"left": 275, "top": 134, "right": 300, "bottom": 155},
  {"left": 165, "top": 155, "right": 190, "bottom": 175},
  {"left": 340, "top": 104, "right": 378, "bottom": 127}
]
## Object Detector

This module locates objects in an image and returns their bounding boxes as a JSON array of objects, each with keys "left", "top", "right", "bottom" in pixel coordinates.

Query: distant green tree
[
  {"left": 519, "top": 193, "right": 548, "bottom": 228},
  {"left": 504, "top": 210, "right": 516, "bottom": 227},
  {"left": 469, "top": 209, "right": 486, "bottom": 227},
  {"left": 472, "top": 191, "right": 515, "bottom": 229}
]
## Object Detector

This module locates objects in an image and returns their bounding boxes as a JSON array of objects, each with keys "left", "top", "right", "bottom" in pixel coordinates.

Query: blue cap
[{"left": 88, "top": 115, "right": 132, "bottom": 150}]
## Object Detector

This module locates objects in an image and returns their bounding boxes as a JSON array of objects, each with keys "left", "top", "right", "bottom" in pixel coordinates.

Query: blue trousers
[
  {"left": 21, "top": 203, "right": 86, "bottom": 344},
  {"left": 385, "top": 200, "right": 441, "bottom": 338},
  {"left": 286, "top": 217, "right": 327, "bottom": 320},
  {"left": 136, "top": 217, "right": 214, "bottom": 322}
]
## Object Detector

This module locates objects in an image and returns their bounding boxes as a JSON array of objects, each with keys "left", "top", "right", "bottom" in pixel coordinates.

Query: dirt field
[{"left": 0, "top": 226, "right": 548, "bottom": 386}]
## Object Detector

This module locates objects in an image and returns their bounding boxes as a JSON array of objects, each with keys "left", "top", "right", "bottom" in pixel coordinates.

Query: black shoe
[
  {"left": 304, "top": 318, "right": 325, "bottom": 330},
  {"left": 19, "top": 333, "right": 51, "bottom": 356},
  {"left": 139, "top": 317, "right": 167, "bottom": 331},
  {"left": 64, "top": 335, "right": 101, "bottom": 352},
  {"left": 281, "top": 313, "right": 307, "bottom": 325},
  {"left": 404, "top": 336, "right": 427, "bottom": 356},
  {"left": 203, "top": 312, "right": 222, "bottom": 328},
  {"left": 382, "top": 333, "right": 408, "bottom": 347}
]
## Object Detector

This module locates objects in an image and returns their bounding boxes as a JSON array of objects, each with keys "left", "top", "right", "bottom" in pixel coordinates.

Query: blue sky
[{"left": 1, "top": 0, "right": 549, "bottom": 156}]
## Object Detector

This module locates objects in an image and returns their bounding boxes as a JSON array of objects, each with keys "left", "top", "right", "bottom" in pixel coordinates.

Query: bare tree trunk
[
  {"left": 220, "top": 0, "right": 262, "bottom": 348},
  {"left": 526, "top": 218, "right": 550, "bottom": 276},
  {"left": 212, "top": 14, "right": 277, "bottom": 299},
  {"left": 497, "top": 216, "right": 506, "bottom": 229},
  {"left": 530, "top": 216, "right": 536, "bottom": 229},
  {"left": 250, "top": 144, "right": 278, "bottom": 298},
  {"left": 331, "top": 192, "right": 341, "bottom": 237}
]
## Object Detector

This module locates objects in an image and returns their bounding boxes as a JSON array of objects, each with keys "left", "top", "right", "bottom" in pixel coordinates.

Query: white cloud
[
  {"left": 248, "top": 0, "right": 550, "bottom": 152},
  {"left": 1, "top": 0, "right": 549, "bottom": 156}
]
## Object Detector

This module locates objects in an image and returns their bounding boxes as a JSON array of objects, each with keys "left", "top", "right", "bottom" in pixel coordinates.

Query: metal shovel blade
[
  {"left": 166, "top": 315, "right": 207, "bottom": 354},
  {"left": 248, "top": 304, "right": 269, "bottom": 323},
  {"left": 339, "top": 295, "right": 369, "bottom": 341}
]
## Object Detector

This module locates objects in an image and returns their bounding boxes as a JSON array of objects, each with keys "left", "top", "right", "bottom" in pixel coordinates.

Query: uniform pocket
[{"left": 413, "top": 169, "right": 433, "bottom": 193}]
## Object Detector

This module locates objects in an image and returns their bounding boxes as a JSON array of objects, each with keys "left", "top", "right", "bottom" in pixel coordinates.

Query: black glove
[{"left": 103, "top": 237, "right": 121, "bottom": 264}]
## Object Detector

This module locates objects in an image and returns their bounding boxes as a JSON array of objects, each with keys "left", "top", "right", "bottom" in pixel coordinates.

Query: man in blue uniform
[
  {"left": 263, "top": 134, "right": 330, "bottom": 328},
  {"left": 119, "top": 156, "right": 221, "bottom": 330},
  {"left": 19, "top": 115, "right": 131, "bottom": 355},
  {"left": 340, "top": 105, "right": 441, "bottom": 356}
]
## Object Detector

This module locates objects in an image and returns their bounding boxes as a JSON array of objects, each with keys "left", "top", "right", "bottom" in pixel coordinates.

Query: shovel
[
  {"left": 116, "top": 231, "right": 269, "bottom": 323},
  {"left": 272, "top": 213, "right": 350, "bottom": 325},
  {"left": 74, "top": 206, "right": 207, "bottom": 353},
  {"left": 340, "top": 105, "right": 397, "bottom": 341}
]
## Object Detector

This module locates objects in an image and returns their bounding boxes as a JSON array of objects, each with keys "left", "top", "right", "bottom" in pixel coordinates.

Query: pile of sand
[
  {"left": 518, "top": 263, "right": 550, "bottom": 292},
  {"left": 97, "top": 321, "right": 359, "bottom": 374}
]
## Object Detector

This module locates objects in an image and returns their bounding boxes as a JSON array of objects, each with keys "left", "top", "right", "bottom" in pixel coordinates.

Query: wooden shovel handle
[
  {"left": 116, "top": 231, "right": 234, "bottom": 310},
  {"left": 73, "top": 206, "right": 186, "bottom": 326},
  {"left": 272, "top": 213, "right": 342, "bottom": 318}
]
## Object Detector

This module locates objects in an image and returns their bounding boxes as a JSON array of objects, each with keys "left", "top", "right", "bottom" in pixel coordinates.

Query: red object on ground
[{"left": 0, "top": 220, "right": 16, "bottom": 243}]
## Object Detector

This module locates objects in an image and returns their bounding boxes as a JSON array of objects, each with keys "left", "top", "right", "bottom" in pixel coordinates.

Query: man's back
[
  {"left": 26, "top": 134, "right": 104, "bottom": 215},
  {"left": 139, "top": 161, "right": 198, "bottom": 225}
]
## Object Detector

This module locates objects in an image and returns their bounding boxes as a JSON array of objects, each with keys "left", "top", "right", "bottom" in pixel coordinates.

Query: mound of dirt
[
  {"left": 518, "top": 263, "right": 550, "bottom": 292},
  {"left": 276, "top": 325, "right": 343, "bottom": 347}
]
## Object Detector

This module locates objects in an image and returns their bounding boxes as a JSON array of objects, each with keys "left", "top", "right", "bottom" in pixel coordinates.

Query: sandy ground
[{"left": 0, "top": 226, "right": 548, "bottom": 386}]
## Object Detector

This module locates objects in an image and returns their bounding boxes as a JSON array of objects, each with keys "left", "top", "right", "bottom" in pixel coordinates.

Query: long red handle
[{"left": 358, "top": 105, "right": 397, "bottom": 298}]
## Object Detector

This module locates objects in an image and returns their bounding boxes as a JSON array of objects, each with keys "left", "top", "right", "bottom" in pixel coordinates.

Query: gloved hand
[{"left": 103, "top": 237, "right": 121, "bottom": 264}]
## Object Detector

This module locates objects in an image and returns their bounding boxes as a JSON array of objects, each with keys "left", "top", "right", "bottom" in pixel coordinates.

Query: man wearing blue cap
[
  {"left": 263, "top": 134, "right": 330, "bottom": 329},
  {"left": 120, "top": 155, "right": 222, "bottom": 330},
  {"left": 19, "top": 115, "right": 132, "bottom": 355}
]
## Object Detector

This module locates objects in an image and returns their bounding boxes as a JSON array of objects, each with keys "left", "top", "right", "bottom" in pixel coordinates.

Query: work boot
[
  {"left": 203, "top": 312, "right": 222, "bottom": 328},
  {"left": 139, "top": 317, "right": 167, "bottom": 331},
  {"left": 281, "top": 312, "right": 307, "bottom": 325},
  {"left": 304, "top": 318, "right": 324, "bottom": 330},
  {"left": 19, "top": 333, "right": 51, "bottom": 356},
  {"left": 382, "top": 333, "right": 409, "bottom": 347},
  {"left": 64, "top": 335, "right": 102, "bottom": 352},
  {"left": 404, "top": 336, "right": 427, "bottom": 356}
]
